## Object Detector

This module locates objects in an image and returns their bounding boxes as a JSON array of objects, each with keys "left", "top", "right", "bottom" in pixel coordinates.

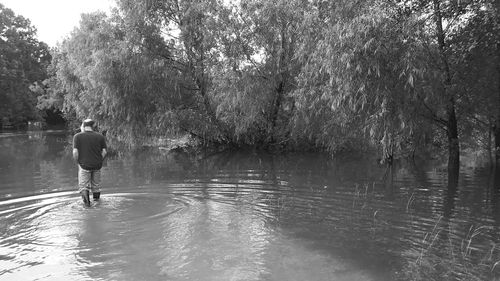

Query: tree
[
  {"left": 49, "top": 11, "right": 187, "bottom": 144},
  {"left": 491, "top": 0, "right": 500, "bottom": 161},
  {"left": 291, "top": 0, "right": 499, "bottom": 165},
  {"left": 116, "top": 0, "right": 233, "bottom": 143},
  {"left": 291, "top": 0, "right": 431, "bottom": 156},
  {"left": 0, "top": 3, "right": 50, "bottom": 127},
  {"left": 116, "top": 0, "right": 310, "bottom": 146},
  {"left": 203, "top": 0, "right": 311, "bottom": 146},
  {"left": 447, "top": 1, "right": 499, "bottom": 161},
  {"left": 407, "top": 0, "right": 499, "bottom": 167},
  {"left": 42, "top": 0, "right": 498, "bottom": 158}
]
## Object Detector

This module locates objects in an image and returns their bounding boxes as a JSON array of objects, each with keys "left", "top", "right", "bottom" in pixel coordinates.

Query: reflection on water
[{"left": 0, "top": 131, "right": 500, "bottom": 280}]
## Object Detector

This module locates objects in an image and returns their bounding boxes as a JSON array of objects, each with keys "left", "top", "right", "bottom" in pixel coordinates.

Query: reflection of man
[{"left": 73, "top": 119, "right": 107, "bottom": 206}]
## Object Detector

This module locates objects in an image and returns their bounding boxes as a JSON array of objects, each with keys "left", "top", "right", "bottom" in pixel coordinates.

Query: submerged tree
[
  {"left": 114, "top": 0, "right": 311, "bottom": 146},
  {"left": 41, "top": 0, "right": 498, "bottom": 159},
  {"left": 115, "top": 0, "right": 233, "bottom": 143},
  {"left": 292, "top": 1, "right": 431, "bottom": 156},
  {"left": 407, "top": 0, "right": 500, "bottom": 166},
  {"left": 291, "top": 0, "right": 500, "bottom": 164},
  {"left": 490, "top": 0, "right": 500, "bottom": 161},
  {"left": 448, "top": 0, "right": 500, "bottom": 161}
]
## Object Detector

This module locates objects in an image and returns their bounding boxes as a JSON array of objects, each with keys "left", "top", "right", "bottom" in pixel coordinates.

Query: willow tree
[
  {"left": 292, "top": 0, "right": 497, "bottom": 163},
  {"left": 292, "top": 1, "right": 430, "bottom": 156},
  {"left": 199, "top": 0, "right": 313, "bottom": 146},
  {"left": 238, "top": 0, "right": 307, "bottom": 144},
  {"left": 449, "top": 0, "right": 500, "bottom": 161},
  {"left": 49, "top": 11, "right": 187, "bottom": 144},
  {"left": 116, "top": 0, "right": 317, "bottom": 146},
  {"left": 116, "top": 0, "right": 233, "bottom": 143},
  {"left": 491, "top": 0, "right": 500, "bottom": 161},
  {"left": 428, "top": 0, "right": 459, "bottom": 167},
  {"left": 42, "top": 0, "right": 497, "bottom": 155},
  {"left": 405, "top": 0, "right": 499, "bottom": 166}
]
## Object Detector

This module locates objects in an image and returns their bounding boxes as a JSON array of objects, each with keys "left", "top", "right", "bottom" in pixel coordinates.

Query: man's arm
[
  {"left": 101, "top": 135, "right": 107, "bottom": 159},
  {"left": 72, "top": 134, "right": 79, "bottom": 163},
  {"left": 73, "top": 148, "right": 79, "bottom": 163}
]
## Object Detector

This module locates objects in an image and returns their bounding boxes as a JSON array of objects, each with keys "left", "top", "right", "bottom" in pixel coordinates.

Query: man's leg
[
  {"left": 91, "top": 169, "right": 101, "bottom": 200},
  {"left": 78, "top": 166, "right": 91, "bottom": 206}
]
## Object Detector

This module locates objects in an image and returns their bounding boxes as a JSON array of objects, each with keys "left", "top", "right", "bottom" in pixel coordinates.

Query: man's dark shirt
[{"left": 73, "top": 131, "right": 107, "bottom": 170}]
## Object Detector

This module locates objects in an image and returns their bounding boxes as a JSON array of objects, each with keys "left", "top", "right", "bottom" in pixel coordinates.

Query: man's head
[
  {"left": 83, "top": 119, "right": 95, "bottom": 127},
  {"left": 81, "top": 118, "right": 95, "bottom": 132}
]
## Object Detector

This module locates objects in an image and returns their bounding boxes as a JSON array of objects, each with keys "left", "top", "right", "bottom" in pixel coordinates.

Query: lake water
[{"left": 1, "top": 131, "right": 500, "bottom": 281}]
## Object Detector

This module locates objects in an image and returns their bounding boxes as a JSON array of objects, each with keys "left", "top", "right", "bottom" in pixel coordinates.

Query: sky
[{"left": 1, "top": 0, "right": 116, "bottom": 47}]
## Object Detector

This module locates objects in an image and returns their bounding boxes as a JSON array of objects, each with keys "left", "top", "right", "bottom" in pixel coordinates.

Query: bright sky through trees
[{"left": 0, "top": 0, "right": 115, "bottom": 46}]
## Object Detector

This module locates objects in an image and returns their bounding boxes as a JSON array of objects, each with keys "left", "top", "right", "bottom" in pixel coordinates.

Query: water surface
[{"left": 1, "top": 131, "right": 500, "bottom": 280}]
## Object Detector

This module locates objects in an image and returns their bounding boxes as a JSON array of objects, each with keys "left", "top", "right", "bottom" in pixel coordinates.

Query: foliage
[
  {"left": 291, "top": 1, "right": 428, "bottom": 154},
  {"left": 110, "top": 0, "right": 232, "bottom": 143},
  {"left": 449, "top": 1, "right": 500, "bottom": 152},
  {"left": 0, "top": 3, "right": 50, "bottom": 127},
  {"left": 46, "top": 11, "right": 192, "bottom": 144},
  {"left": 290, "top": 0, "right": 500, "bottom": 159},
  {"left": 110, "top": 0, "right": 313, "bottom": 146},
  {"left": 36, "top": 0, "right": 500, "bottom": 161}
]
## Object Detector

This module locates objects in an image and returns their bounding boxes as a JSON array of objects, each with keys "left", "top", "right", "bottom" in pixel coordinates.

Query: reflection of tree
[
  {"left": 382, "top": 164, "right": 395, "bottom": 200},
  {"left": 180, "top": 150, "right": 386, "bottom": 189},
  {"left": 491, "top": 166, "right": 500, "bottom": 229},
  {"left": 0, "top": 132, "right": 77, "bottom": 197},
  {"left": 155, "top": 197, "right": 270, "bottom": 280},
  {"left": 443, "top": 163, "right": 459, "bottom": 219},
  {"left": 27, "top": 131, "right": 43, "bottom": 140},
  {"left": 407, "top": 158, "right": 432, "bottom": 190},
  {"left": 38, "top": 159, "right": 75, "bottom": 191}
]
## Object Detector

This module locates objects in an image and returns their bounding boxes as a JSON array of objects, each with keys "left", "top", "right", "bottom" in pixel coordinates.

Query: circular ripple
[{"left": 0, "top": 189, "right": 191, "bottom": 278}]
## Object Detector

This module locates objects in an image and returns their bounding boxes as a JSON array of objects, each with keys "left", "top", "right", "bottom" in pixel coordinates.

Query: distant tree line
[{"left": 1, "top": 1, "right": 499, "bottom": 164}]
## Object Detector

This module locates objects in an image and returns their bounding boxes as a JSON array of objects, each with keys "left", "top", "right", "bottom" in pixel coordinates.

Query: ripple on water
[
  {"left": 0, "top": 184, "right": 388, "bottom": 281},
  {"left": 0, "top": 190, "right": 189, "bottom": 279}
]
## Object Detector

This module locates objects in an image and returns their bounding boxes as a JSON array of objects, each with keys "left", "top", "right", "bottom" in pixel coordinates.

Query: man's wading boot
[
  {"left": 81, "top": 190, "right": 91, "bottom": 207},
  {"left": 93, "top": 192, "right": 100, "bottom": 201}
]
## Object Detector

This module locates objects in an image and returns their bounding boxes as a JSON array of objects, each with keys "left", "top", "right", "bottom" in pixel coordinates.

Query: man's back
[{"left": 73, "top": 131, "right": 107, "bottom": 170}]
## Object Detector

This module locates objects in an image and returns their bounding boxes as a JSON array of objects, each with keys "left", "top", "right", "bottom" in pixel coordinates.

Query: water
[{"left": 1, "top": 131, "right": 500, "bottom": 280}]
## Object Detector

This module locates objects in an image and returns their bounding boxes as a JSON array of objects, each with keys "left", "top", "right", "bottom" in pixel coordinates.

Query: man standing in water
[{"left": 73, "top": 119, "right": 107, "bottom": 206}]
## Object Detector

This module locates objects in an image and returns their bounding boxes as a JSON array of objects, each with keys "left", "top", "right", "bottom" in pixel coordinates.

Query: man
[{"left": 73, "top": 118, "right": 107, "bottom": 206}]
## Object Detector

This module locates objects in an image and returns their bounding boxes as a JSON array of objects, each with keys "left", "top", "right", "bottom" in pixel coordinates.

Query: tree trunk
[
  {"left": 495, "top": 125, "right": 500, "bottom": 163},
  {"left": 495, "top": 0, "right": 500, "bottom": 163},
  {"left": 196, "top": 74, "right": 228, "bottom": 142},
  {"left": 488, "top": 123, "right": 493, "bottom": 165},
  {"left": 433, "top": 0, "right": 460, "bottom": 168},
  {"left": 269, "top": 81, "right": 284, "bottom": 133},
  {"left": 183, "top": 22, "right": 227, "bottom": 142},
  {"left": 447, "top": 100, "right": 460, "bottom": 170},
  {"left": 268, "top": 22, "right": 288, "bottom": 143},
  {"left": 495, "top": 40, "right": 500, "bottom": 163},
  {"left": 444, "top": 158, "right": 459, "bottom": 218}
]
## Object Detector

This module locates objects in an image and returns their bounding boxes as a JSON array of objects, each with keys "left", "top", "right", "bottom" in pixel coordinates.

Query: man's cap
[{"left": 83, "top": 118, "right": 95, "bottom": 127}]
